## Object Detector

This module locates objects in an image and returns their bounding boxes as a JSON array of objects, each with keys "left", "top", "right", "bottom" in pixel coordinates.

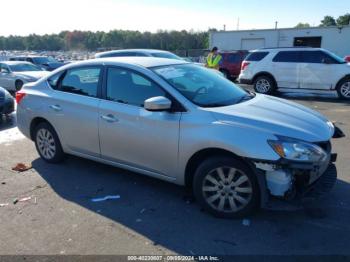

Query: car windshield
[
  {"left": 151, "top": 52, "right": 181, "bottom": 60},
  {"left": 153, "top": 64, "right": 252, "bottom": 107},
  {"left": 324, "top": 50, "right": 346, "bottom": 64},
  {"left": 33, "top": 57, "right": 57, "bottom": 64},
  {"left": 9, "top": 63, "right": 42, "bottom": 72}
]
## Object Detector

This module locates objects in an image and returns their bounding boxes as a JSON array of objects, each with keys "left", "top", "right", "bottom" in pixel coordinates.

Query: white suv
[{"left": 239, "top": 47, "right": 350, "bottom": 99}]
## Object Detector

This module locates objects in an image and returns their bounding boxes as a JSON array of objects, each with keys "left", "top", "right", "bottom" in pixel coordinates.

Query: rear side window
[
  {"left": 59, "top": 67, "right": 101, "bottom": 97},
  {"left": 106, "top": 67, "right": 165, "bottom": 107},
  {"left": 273, "top": 51, "right": 301, "bottom": 62},
  {"left": 245, "top": 52, "right": 269, "bottom": 61}
]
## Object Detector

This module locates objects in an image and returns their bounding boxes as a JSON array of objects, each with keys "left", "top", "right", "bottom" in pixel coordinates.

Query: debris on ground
[
  {"left": 12, "top": 163, "right": 32, "bottom": 172},
  {"left": 19, "top": 196, "right": 32, "bottom": 202},
  {"left": 242, "top": 219, "right": 251, "bottom": 226},
  {"left": 13, "top": 196, "right": 33, "bottom": 205},
  {"left": 91, "top": 195, "right": 120, "bottom": 202},
  {"left": 0, "top": 203, "right": 9, "bottom": 207},
  {"left": 1, "top": 182, "right": 6, "bottom": 185}
]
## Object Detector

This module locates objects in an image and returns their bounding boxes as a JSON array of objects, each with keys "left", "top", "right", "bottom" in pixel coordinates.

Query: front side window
[
  {"left": 153, "top": 64, "right": 250, "bottom": 107},
  {"left": 106, "top": 67, "right": 166, "bottom": 107},
  {"left": 273, "top": 51, "right": 301, "bottom": 63},
  {"left": 60, "top": 67, "right": 101, "bottom": 97},
  {"left": 300, "top": 51, "right": 342, "bottom": 64}
]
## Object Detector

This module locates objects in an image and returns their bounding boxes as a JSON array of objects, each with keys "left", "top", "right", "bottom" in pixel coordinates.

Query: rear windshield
[{"left": 245, "top": 52, "right": 269, "bottom": 61}]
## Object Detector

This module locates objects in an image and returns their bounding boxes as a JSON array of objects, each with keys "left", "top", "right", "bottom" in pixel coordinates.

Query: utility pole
[
  {"left": 223, "top": 24, "right": 226, "bottom": 31},
  {"left": 236, "top": 17, "right": 240, "bottom": 30},
  {"left": 275, "top": 21, "right": 278, "bottom": 29}
]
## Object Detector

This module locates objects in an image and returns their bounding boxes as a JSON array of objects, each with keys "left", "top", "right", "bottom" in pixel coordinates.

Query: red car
[
  {"left": 219, "top": 50, "right": 249, "bottom": 80},
  {"left": 344, "top": 56, "right": 350, "bottom": 63}
]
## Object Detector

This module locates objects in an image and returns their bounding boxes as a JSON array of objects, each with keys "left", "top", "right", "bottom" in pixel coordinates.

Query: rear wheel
[
  {"left": 253, "top": 75, "right": 276, "bottom": 95},
  {"left": 15, "top": 80, "right": 24, "bottom": 91},
  {"left": 193, "top": 157, "right": 260, "bottom": 218},
  {"left": 337, "top": 78, "right": 350, "bottom": 100},
  {"left": 34, "top": 122, "right": 65, "bottom": 163}
]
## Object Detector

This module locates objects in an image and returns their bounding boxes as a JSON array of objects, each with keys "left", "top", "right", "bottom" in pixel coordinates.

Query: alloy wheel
[
  {"left": 36, "top": 128, "right": 56, "bottom": 160},
  {"left": 340, "top": 81, "right": 350, "bottom": 98},
  {"left": 202, "top": 167, "right": 253, "bottom": 213},
  {"left": 255, "top": 79, "right": 271, "bottom": 93}
]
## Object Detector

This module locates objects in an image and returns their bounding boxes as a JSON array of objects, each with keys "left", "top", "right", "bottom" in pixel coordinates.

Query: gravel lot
[{"left": 0, "top": 88, "right": 350, "bottom": 256}]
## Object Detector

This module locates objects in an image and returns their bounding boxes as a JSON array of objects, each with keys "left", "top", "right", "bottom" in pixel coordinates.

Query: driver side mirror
[
  {"left": 1, "top": 68, "right": 9, "bottom": 74},
  {"left": 144, "top": 96, "right": 172, "bottom": 112}
]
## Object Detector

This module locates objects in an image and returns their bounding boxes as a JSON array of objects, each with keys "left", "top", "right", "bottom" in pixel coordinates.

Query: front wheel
[
  {"left": 337, "top": 78, "right": 350, "bottom": 100},
  {"left": 253, "top": 75, "right": 276, "bottom": 95},
  {"left": 193, "top": 157, "right": 260, "bottom": 218},
  {"left": 34, "top": 122, "right": 65, "bottom": 163}
]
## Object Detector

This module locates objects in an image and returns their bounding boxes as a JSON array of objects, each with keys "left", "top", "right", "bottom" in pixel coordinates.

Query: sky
[{"left": 1, "top": 0, "right": 349, "bottom": 36}]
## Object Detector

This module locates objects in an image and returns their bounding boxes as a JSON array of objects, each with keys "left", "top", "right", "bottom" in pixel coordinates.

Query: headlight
[{"left": 268, "top": 136, "right": 327, "bottom": 162}]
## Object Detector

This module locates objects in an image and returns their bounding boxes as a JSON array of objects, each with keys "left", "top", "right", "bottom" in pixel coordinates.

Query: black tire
[
  {"left": 336, "top": 77, "right": 350, "bottom": 100},
  {"left": 15, "top": 80, "right": 24, "bottom": 91},
  {"left": 34, "top": 122, "right": 65, "bottom": 163},
  {"left": 253, "top": 75, "right": 276, "bottom": 95},
  {"left": 193, "top": 157, "right": 260, "bottom": 218}
]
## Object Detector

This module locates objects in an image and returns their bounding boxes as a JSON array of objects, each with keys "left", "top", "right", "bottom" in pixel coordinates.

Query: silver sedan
[
  {"left": 16, "top": 57, "right": 339, "bottom": 218},
  {"left": 0, "top": 61, "right": 49, "bottom": 91}
]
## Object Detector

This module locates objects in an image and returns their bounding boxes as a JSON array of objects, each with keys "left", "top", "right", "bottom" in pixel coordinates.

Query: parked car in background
[
  {"left": 0, "top": 61, "right": 49, "bottom": 91},
  {"left": 16, "top": 57, "right": 341, "bottom": 218},
  {"left": 218, "top": 50, "right": 249, "bottom": 79},
  {"left": 0, "top": 86, "right": 14, "bottom": 116},
  {"left": 9, "top": 56, "right": 65, "bottom": 71},
  {"left": 344, "top": 55, "right": 350, "bottom": 63},
  {"left": 239, "top": 47, "right": 350, "bottom": 100},
  {"left": 95, "top": 49, "right": 183, "bottom": 60}
]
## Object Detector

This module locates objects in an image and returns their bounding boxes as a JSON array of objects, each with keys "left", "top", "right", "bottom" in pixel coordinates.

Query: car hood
[
  {"left": 208, "top": 94, "right": 334, "bottom": 142},
  {"left": 16, "top": 71, "right": 49, "bottom": 79}
]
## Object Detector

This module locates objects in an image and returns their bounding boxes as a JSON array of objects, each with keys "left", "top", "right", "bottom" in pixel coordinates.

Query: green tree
[
  {"left": 320, "top": 16, "right": 337, "bottom": 26},
  {"left": 336, "top": 13, "right": 350, "bottom": 26},
  {"left": 295, "top": 22, "right": 311, "bottom": 28}
]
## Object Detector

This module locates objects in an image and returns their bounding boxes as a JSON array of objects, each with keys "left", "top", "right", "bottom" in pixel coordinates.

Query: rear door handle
[
  {"left": 49, "top": 105, "right": 62, "bottom": 112},
  {"left": 101, "top": 114, "right": 118, "bottom": 123}
]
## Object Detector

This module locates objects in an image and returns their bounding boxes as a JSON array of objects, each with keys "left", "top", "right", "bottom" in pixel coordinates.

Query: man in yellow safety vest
[{"left": 206, "top": 46, "right": 222, "bottom": 70}]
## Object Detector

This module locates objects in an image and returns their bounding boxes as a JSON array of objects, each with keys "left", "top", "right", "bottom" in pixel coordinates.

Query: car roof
[
  {"left": 64, "top": 57, "right": 189, "bottom": 69},
  {"left": 95, "top": 49, "right": 174, "bottom": 57},
  {"left": 1, "top": 61, "right": 34, "bottom": 65},
  {"left": 251, "top": 47, "right": 321, "bottom": 52}
]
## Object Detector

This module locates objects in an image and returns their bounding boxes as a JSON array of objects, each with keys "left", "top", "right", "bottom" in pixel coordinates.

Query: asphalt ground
[{"left": 0, "top": 87, "right": 350, "bottom": 256}]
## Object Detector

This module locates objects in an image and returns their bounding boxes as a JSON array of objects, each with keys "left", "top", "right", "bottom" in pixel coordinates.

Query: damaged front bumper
[{"left": 253, "top": 141, "right": 339, "bottom": 206}]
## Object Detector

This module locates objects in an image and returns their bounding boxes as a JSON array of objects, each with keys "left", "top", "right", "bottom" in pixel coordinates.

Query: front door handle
[
  {"left": 101, "top": 114, "right": 118, "bottom": 123},
  {"left": 49, "top": 105, "right": 62, "bottom": 112}
]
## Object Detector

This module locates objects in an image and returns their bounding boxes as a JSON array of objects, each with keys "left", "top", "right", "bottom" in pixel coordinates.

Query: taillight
[
  {"left": 241, "top": 61, "right": 250, "bottom": 71},
  {"left": 16, "top": 91, "right": 26, "bottom": 104}
]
